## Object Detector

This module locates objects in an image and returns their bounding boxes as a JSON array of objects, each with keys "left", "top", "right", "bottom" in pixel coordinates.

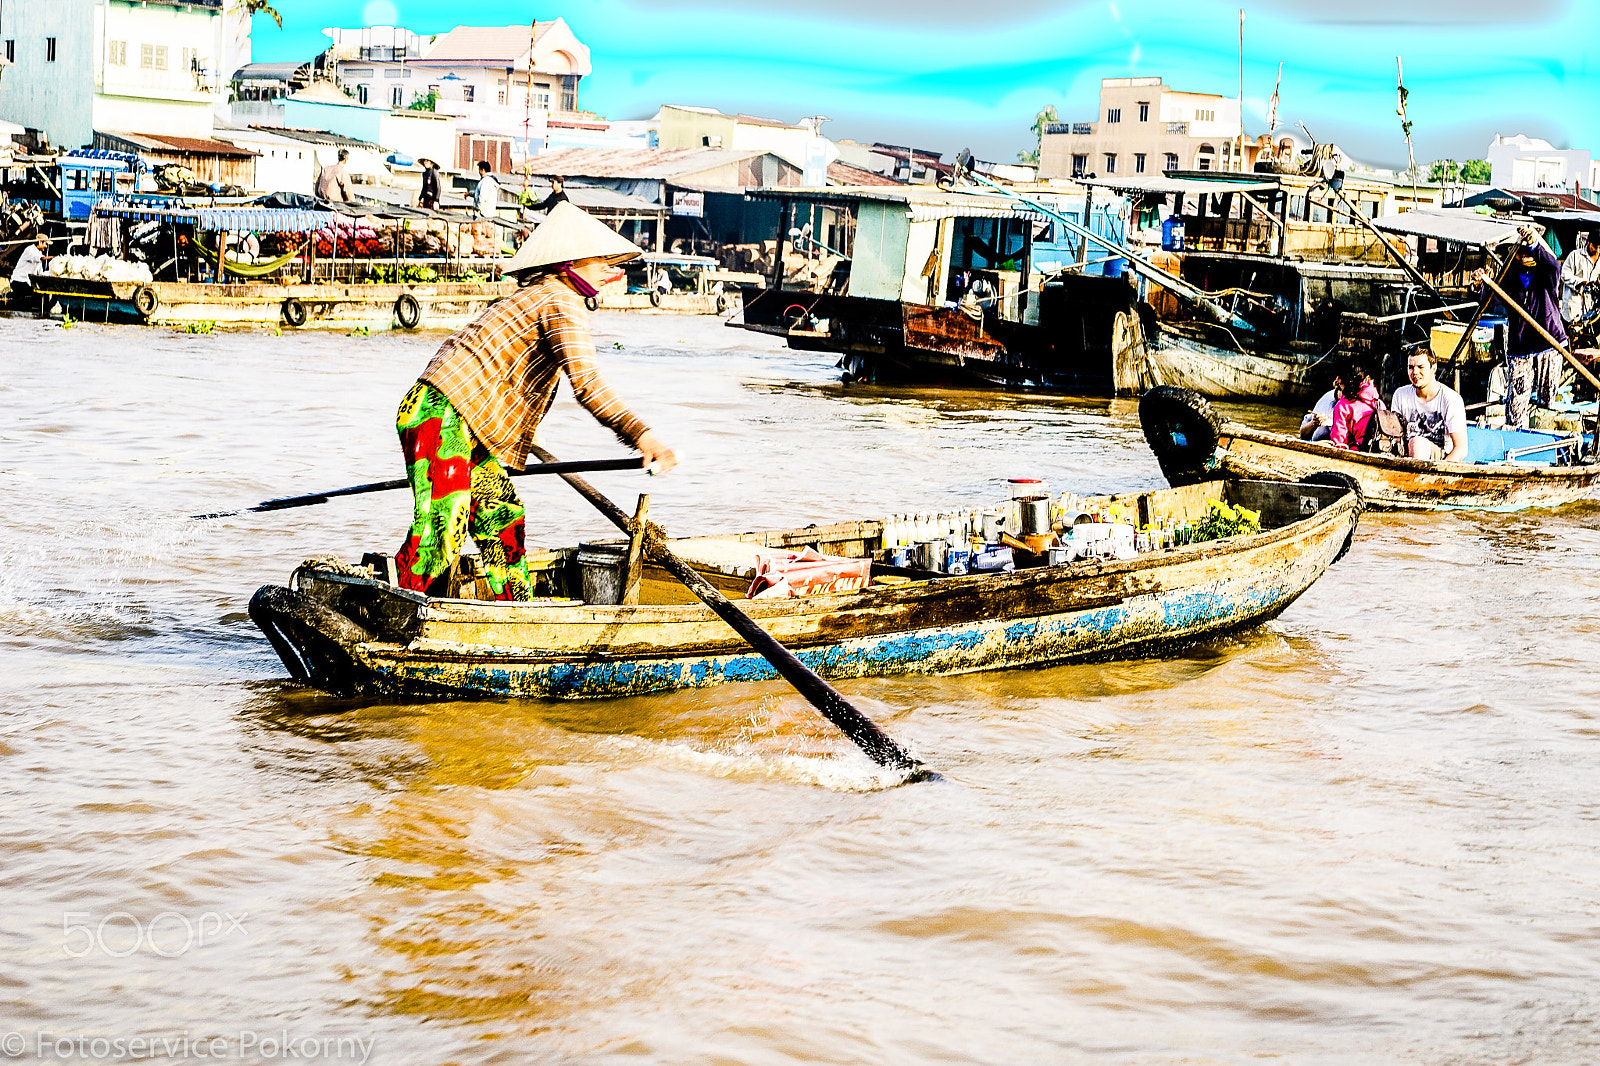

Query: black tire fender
[
  {"left": 716, "top": 291, "right": 733, "bottom": 314},
  {"left": 584, "top": 295, "right": 599, "bottom": 312},
  {"left": 649, "top": 289, "right": 662, "bottom": 307},
  {"left": 394, "top": 292, "right": 421, "bottom": 329},
  {"left": 132, "top": 285, "right": 159, "bottom": 318},
  {"left": 1139, "top": 385, "right": 1224, "bottom": 486},
  {"left": 281, "top": 296, "right": 307, "bottom": 327}
]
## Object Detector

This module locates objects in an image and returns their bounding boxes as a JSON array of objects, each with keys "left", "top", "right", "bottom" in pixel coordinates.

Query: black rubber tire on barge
[
  {"left": 394, "top": 292, "right": 421, "bottom": 329},
  {"left": 1140, "top": 385, "right": 1224, "bottom": 486},
  {"left": 132, "top": 285, "right": 159, "bottom": 319},
  {"left": 281, "top": 297, "right": 307, "bottom": 327}
]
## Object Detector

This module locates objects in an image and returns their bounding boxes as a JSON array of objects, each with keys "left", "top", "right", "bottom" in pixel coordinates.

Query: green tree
[
  {"left": 244, "top": 0, "right": 282, "bottom": 29},
  {"left": 1428, "top": 158, "right": 1492, "bottom": 185},
  {"left": 1018, "top": 105, "right": 1058, "bottom": 165},
  {"left": 407, "top": 90, "right": 438, "bottom": 112}
]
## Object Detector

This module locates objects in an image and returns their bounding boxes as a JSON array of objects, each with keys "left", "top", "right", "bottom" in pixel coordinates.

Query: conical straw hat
[{"left": 504, "top": 201, "right": 643, "bottom": 274}]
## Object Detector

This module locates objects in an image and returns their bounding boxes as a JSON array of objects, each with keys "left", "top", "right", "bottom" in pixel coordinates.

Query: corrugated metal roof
[
  {"left": 522, "top": 146, "right": 770, "bottom": 181},
  {"left": 1371, "top": 210, "right": 1523, "bottom": 246},
  {"left": 99, "top": 132, "right": 258, "bottom": 158},
  {"left": 826, "top": 161, "right": 902, "bottom": 187}
]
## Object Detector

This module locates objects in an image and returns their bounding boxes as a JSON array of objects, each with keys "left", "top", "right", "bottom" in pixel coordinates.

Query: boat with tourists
[
  {"left": 248, "top": 473, "right": 1361, "bottom": 700},
  {"left": 1141, "top": 385, "right": 1600, "bottom": 511}
]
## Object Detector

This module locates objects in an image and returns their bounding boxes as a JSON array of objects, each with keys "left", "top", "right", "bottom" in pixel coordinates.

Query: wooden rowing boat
[
  {"left": 248, "top": 476, "right": 1361, "bottom": 700},
  {"left": 1141, "top": 385, "right": 1600, "bottom": 511}
]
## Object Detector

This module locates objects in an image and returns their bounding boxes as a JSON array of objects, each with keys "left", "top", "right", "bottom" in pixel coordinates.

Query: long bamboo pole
[{"left": 1481, "top": 275, "right": 1600, "bottom": 392}]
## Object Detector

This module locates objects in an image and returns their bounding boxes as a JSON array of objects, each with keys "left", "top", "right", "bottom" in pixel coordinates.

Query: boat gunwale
[
  {"left": 300, "top": 478, "right": 1360, "bottom": 628},
  {"left": 1219, "top": 421, "right": 1600, "bottom": 483}
]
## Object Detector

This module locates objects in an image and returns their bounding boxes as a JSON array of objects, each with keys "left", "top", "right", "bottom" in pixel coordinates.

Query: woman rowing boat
[{"left": 395, "top": 202, "right": 677, "bottom": 600}]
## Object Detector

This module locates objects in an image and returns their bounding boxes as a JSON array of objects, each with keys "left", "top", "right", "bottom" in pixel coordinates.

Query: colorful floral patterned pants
[{"left": 395, "top": 381, "right": 532, "bottom": 600}]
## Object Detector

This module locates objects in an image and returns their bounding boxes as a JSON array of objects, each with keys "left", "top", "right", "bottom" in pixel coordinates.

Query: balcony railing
[
  {"left": 1072, "top": 122, "right": 1093, "bottom": 135},
  {"left": 1165, "top": 122, "right": 1189, "bottom": 135}
]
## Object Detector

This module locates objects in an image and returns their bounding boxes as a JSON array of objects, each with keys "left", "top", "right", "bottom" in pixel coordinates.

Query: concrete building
[
  {"left": 655, "top": 106, "right": 834, "bottom": 181},
  {"left": 213, "top": 124, "right": 318, "bottom": 193},
  {"left": 279, "top": 81, "right": 456, "bottom": 172},
  {"left": 0, "top": 0, "right": 233, "bottom": 148},
  {"left": 318, "top": 22, "right": 590, "bottom": 163},
  {"left": 1486, "top": 134, "right": 1600, "bottom": 194},
  {"left": 1040, "top": 76, "right": 1259, "bottom": 180}
]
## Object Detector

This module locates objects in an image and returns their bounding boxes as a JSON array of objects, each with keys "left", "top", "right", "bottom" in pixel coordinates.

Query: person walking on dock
[
  {"left": 1477, "top": 228, "right": 1564, "bottom": 428},
  {"left": 395, "top": 202, "right": 677, "bottom": 600},
  {"left": 418, "top": 158, "right": 441, "bottom": 210},
  {"left": 473, "top": 161, "right": 500, "bottom": 218}
]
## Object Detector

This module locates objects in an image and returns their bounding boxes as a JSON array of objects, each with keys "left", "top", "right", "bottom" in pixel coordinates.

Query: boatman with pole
[
  {"left": 395, "top": 202, "right": 677, "bottom": 600},
  {"left": 1475, "top": 227, "right": 1565, "bottom": 428}
]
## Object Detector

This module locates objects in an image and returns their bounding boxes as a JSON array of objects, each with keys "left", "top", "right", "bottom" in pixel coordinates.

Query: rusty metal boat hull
[
  {"left": 250, "top": 478, "right": 1360, "bottom": 700},
  {"left": 1213, "top": 423, "right": 1600, "bottom": 511}
]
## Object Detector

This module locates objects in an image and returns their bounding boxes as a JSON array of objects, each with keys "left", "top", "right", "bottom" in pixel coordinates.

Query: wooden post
[
  {"left": 1079, "top": 187, "right": 1093, "bottom": 265},
  {"left": 771, "top": 200, "right": 792, "bottom": 291},
  {"left": 620, "top": 493, "right": 650, "bottom": 606}
]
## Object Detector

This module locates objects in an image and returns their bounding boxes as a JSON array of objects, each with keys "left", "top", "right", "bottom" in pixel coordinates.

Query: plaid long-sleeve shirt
[{"left": 418, "top": 273, "right": 651, "bottom": 470}]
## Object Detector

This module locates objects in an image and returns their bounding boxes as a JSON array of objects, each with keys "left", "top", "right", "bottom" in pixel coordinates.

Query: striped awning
[
  {"left": 904, "top": 203, "right": 1048, "bottom": 223},
  {"left": 93, "top": 201, "right": 335, "bottom": 233}
]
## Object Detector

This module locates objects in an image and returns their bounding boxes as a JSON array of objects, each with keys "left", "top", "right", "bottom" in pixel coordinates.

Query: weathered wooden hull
[
  {"left": 250, "top": 478, "right": 1361, "bottom": 700},
  {"left": 29, "top": 276, "right": 513, "bottom": 331},
  {"left": 1145, "top": 326, "right": 1320, "bottom": 405},
  {"left": 1215, "top": 424, "right": 1600, "bottom": 510}
]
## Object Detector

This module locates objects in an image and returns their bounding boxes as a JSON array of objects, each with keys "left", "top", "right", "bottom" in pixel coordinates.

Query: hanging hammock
[{"left": 194, "top": 239, "right": 304, "bottom": 279}]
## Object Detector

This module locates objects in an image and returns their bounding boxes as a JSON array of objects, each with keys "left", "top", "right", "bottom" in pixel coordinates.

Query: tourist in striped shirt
[{"left": 396, "top": 203, "right": 675, "bottom": 600}]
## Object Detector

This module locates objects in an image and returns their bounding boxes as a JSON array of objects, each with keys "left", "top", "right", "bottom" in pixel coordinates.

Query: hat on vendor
[{"left": 503, "top": 201, "right": 642, "bottom": 276}]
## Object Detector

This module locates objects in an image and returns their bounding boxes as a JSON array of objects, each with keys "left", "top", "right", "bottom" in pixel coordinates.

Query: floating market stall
[{"left": 30, "top": 197, "right": 513, "bottom": 330}]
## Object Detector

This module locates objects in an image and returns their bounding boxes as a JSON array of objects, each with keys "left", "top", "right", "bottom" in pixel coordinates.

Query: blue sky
[{"left": 253, "top": 0, "right": 1597, "bottom": 169}]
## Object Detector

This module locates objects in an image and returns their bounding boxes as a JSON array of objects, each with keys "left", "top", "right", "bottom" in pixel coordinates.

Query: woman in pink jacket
[{"left": 1329, "top": 363, "right": 1383, "bottom": 450}]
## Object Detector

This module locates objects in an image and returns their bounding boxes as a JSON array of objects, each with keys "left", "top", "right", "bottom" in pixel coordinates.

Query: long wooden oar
[
  {"left": 527, "top": 443, "right": 934, "bottom": 781},
  {"left": 1442, "top": 238, "right": 1525, "bottom": 372},
  {"left": 192, "top": 457, "right": 646, "bottom": 519}
]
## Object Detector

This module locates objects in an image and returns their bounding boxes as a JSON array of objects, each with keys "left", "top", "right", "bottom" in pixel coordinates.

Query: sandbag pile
[{"left": 47, "top": 255, "right": 154, "bottom": 284}]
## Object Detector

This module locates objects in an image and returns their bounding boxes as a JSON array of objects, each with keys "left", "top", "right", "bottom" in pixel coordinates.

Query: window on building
[
  {"left": 428, "top": 83, "right": 440, "bottom": 95},
  {"left": 182, "top": 47, "right": 197, "bottom": 71},
  {"left": 154, "top": 45, "right": 168, "bottom": 70},
  {"left": 462, "top": 85, "right": 474, "bottom": 102},
  {"left": 1164, "top": 153, "right": 1179, "bottom": 172},
  {"left": 497, "top": 91, "right": 507, "bottom": 105},
  {"left": 108, "top": 41, "right": 127, "bottom": 65},
  {"left": 561, "top": 74, "right": 577, "bottom": 112},
  {"left": 1104, "top": 153, "right": 1117, "bottom": 174},
  {"left": 4, "top": 41, "right": 14, "bottom": 63},
  {"left": 356, "top": 83, "right": 368, "bottom": 105},
  {"left": 1195, "top": 108, "right": 1214, "bottom": 122},
  {"left": 1134, "top": 153, "right": 1146, "bottom": 174},
  {"left": 393, "top": 85, "right": 404, "bottom": 107},
  {"left": 1106, "top": 107, "right": 1121, "bottom": 124},
  {"left": 1071, "top": 153, "right": 1088, "bottom": 177},
  {"left": 1138, "top": 102, "right": 1149, "bottom": 122},
  {"left": 141, "top": 43, "right": 153, "bottom": 68},
  {"left": 46, "top": 37, "right": 57, "bottom": 62}
]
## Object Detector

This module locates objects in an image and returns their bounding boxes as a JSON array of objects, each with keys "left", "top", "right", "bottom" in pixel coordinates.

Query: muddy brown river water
[{"left": 2, "top": 311, "right": 1599, "bottom": 1065}]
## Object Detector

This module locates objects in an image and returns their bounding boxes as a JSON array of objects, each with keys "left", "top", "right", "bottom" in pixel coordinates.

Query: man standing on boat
[
  {"left": 1476, "top": 229, "right": 1564, "bottom": 427},
  {"left": 8, "top": 234, "right": 50, "bottom": 304},
  {"left": 395, "top": 202, "right": 677, "bottom": 600},
  {"left": 315, "top": 149, "right": 354, "bottom": 202},
  {"left": 1560, "top": 231, "right": 1599, "bottom": 329},
  {"left": 417, "top": 158, "right": 441, "bottom": 210},
  {"left": 473, "top": 161, "right": 500, "bottom": 218}
]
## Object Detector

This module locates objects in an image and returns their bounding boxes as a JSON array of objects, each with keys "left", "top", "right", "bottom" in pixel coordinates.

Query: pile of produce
[
  {"left": 1192, "top": 499, "right": 1261, "bottom": 543},
  {"left": 47, "top": 255, "right": 153, "bottom": 284}
]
